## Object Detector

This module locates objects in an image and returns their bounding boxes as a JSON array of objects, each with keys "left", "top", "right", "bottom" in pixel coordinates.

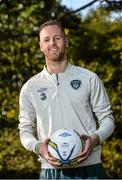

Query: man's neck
[{"left": 46, "top": 59, "right": 68, "bottom": 74}]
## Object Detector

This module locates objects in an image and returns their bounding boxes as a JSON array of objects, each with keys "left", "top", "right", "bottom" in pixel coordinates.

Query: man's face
[{"left": 39, "top": 25, "right": 68, "bottom": 62}]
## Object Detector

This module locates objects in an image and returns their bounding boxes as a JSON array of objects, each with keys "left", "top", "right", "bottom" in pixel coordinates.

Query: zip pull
[{"left": 56, "top": 74, "right": 59, "bottom": 86}]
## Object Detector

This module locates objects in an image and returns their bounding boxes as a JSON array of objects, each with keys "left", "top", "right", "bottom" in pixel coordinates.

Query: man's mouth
[
  {"left": 50, "top": 48, "right": 58, "bottom": 53},
  {"left": 51, "top": 48, "right": 57, "bottom": 51}
]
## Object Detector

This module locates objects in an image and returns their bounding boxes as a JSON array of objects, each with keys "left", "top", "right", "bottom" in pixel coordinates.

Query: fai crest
[{"left": 71, "top": 80, "right": 81, "bottom": 89}]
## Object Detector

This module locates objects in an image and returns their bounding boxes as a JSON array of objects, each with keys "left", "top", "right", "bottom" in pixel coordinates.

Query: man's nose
[{"left": 50, "top": 38, "right": 56, "bottom": 45}]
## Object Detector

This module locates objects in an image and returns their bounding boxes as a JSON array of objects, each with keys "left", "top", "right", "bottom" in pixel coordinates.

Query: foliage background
[{"left": 0, "top": 0, "right": 122, "bottom": 178}]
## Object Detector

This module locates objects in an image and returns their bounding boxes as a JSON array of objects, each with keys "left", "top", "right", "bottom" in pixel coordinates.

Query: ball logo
[{"left": 59, "top": 132, "right": 71, "bottom": 137}]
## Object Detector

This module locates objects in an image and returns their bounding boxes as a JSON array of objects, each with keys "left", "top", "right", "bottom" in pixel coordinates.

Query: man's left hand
[{"left": 77, "top": 134, "right": 99, "bottom": 163}]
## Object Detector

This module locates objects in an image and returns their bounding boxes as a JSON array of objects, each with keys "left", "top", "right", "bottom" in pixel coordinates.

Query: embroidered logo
[
  {"left": 71, "top": 80, "right": 81, "bottom": 89},
  {"left": 37, "top": 88, "right": 47, "bottom": 93},
  {"left": 37, "top": 88, "right": 47, "bottom": 100}
]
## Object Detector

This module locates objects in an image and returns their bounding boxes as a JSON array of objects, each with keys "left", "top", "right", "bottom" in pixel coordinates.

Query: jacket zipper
[{"left": 56, "top": 74, "right": 59, "bottom": 86}]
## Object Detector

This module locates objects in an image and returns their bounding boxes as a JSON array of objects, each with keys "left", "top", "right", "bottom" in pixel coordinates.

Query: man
[{"left": 19, "top": 20, "right": 115, "bottom": 179}]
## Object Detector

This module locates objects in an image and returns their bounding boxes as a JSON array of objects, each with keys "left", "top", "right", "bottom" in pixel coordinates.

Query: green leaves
[
  {"left": 102, "top": 138, "right": 122, "bottom": 178},
  {"left": 0, "top": 128, "right": 39, "bottom": 178}
]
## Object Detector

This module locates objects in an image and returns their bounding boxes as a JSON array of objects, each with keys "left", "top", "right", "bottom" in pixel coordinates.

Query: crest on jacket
[{"left": 71, "top": 80, "right": 81, "bottom": 89}]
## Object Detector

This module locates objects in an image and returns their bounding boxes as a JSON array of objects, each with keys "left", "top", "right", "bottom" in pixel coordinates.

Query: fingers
[
  {"left": 42, "top": 138, "right": 61, "bottom": 167},
  {"left": 77, "top": 134, "right": 93, "bottom": 163},
  {"left": 77, "top": 148, "right": 91, "bottom": 163},
  {"left": 80, "top": 137, "right": 91, "bottom": 154},
  {"left": 44, "top": 138, "right": 50, "bottom": 145},
  {"left": 46, "top": 154, "right": 61, "bottom": 167},
  {"left": 48, "top": 159, "right": 61, "bottom": 167}
]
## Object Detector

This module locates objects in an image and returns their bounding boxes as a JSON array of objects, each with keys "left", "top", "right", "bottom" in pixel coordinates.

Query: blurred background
[{"left": 0, "top": 0, "right": 122, "bottom": 178}]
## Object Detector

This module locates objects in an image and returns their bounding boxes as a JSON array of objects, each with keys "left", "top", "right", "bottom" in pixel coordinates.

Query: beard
[{"left": 44, "top": 49, "right": 66, "bottom": 62}]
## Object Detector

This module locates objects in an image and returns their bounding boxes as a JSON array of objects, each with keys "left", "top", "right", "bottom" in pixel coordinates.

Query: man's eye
[
  {"left": 44, "top": 39, "right": 49, "bottom": 42},
  {"left": 55, "top": 37, "right": 60, "bottom": 40}
]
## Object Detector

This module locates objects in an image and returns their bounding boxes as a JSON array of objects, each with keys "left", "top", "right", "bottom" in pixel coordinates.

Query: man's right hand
[{"left": 39, "top": 138, "right": 61, "bottom": 167}]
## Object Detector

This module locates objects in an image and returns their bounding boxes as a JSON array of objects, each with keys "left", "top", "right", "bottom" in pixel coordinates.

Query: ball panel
[{"left": 48, "top": 140, "right": 60, "bottom": 160}]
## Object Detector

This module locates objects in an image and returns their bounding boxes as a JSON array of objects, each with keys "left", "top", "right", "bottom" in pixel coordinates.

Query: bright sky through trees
[
  {"left": 61, "top": 0, "right": 122, "bottom": 19},
  {"left": 61, "top": 0, "right": 99, "bottom": 16}
]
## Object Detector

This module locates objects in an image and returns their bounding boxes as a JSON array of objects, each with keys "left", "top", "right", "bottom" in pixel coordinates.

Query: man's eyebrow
[
  {"left": 42, "top": 35, "right": 63, "bottom": 39},
  {"left": 43, "top": 36, "right": 49, "bottom": 39},
  {"left": 55, "top": 35, "right": 63, "bottom": 37},
  {"left": 42, "top": 34, "right": 63, "bottom": 40}
]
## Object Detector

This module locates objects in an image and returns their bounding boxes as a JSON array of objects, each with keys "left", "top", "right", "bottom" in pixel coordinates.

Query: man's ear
[{"left": 39, "top": 41, "right": 43, "bottom": 52}]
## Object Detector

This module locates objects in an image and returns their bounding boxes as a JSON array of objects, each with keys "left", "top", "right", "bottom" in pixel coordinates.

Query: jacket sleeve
[
  {"left": 18, "top": 83, "right": 39, "bottom": 153},
  {"left": 90, "top": 73, "right": 115, "bottom": 143}
]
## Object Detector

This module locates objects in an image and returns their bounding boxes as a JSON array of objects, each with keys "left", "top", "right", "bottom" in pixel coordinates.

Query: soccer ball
[{"left": 48, "top": 128, "right": 85, "bottom": 166}]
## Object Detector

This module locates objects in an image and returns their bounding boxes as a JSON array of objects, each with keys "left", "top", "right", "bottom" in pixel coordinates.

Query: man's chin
[
  {"left": 45, "top": 53, "right": 65, "bottom": 62},
  {"left": 49, "top": 58, "right": 62, "bottom": 62},
  {"left": 48, "top": 56, "right": 63, "bottom": 62}
]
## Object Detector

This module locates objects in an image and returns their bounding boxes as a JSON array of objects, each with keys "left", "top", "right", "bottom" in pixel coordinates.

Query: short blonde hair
[{"left": 39, "top": 20, "right": 65, "bottom": 36}]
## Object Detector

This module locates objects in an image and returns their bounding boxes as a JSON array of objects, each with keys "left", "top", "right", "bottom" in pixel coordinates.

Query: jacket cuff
[
  {"left": 94, "top": 133, "right": 102, "bottom": 145},
  {"left": 35, "top": 142, "right": 42, "bottom": 155}
]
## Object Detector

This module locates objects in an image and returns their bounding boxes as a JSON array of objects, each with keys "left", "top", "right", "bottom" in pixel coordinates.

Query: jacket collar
[{"left": 43, "top": 61, "right": 72, "bottom": 76}]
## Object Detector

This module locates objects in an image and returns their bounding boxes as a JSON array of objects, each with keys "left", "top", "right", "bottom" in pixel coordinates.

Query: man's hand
[
  {"left": 39, "top": 138, "right": 61, "bottom": 167},
  {"left": 77, "top": 134, "right": 99, "bottom": 163}
]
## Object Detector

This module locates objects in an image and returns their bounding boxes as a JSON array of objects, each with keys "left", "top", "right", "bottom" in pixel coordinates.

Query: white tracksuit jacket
[{"left": 19, "top": 63, "right": 115, "bottom": 169}]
